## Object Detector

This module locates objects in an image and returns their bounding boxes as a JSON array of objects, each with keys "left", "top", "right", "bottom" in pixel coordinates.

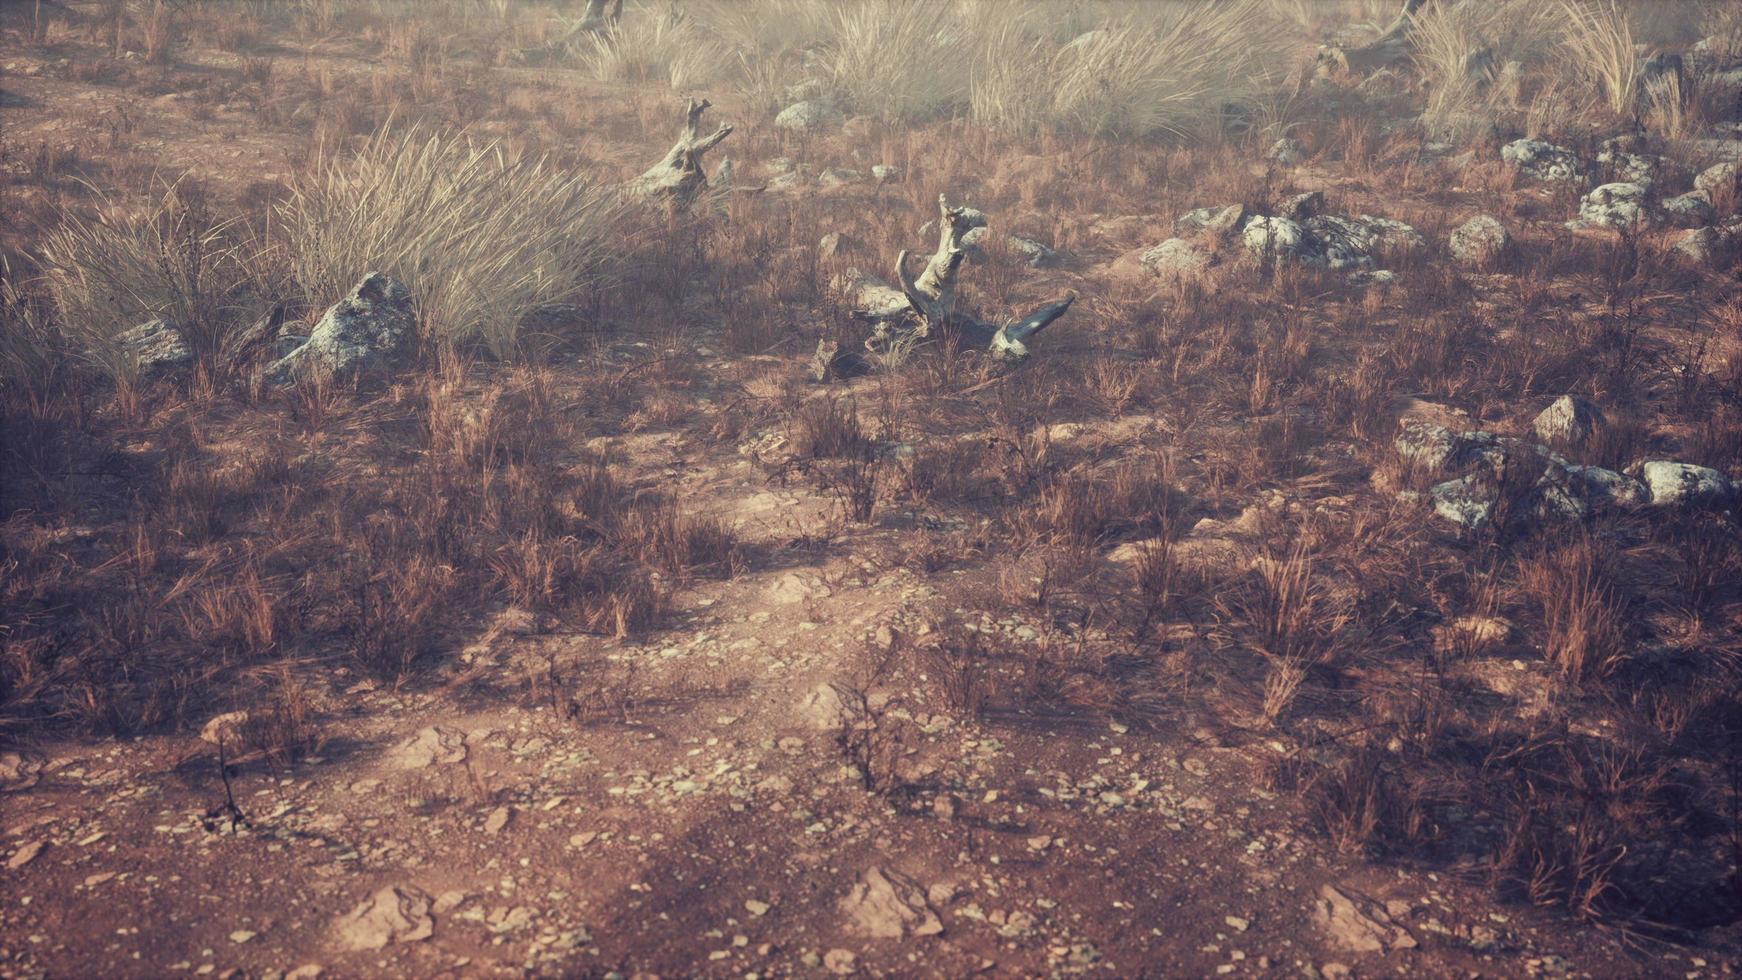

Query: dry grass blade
[{"left": 1558, "top": 0, "right": 1640, "bottom": 119}]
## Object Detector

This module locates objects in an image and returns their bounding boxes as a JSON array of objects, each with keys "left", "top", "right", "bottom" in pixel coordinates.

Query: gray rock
[
  {"left": 1694, "top": 161, "right": 1738, "bottom": 198},
  {"left": 117, "top": 318, "right": 193, "bottom": 379},
  {"left": 1429, "top": 475, "right": 1495, "bottom": 529},
  {"left": 818, "top": 167, "right": 863, "bottom": 188},
  {"left": 1574, "top": 182, "right": 1653, "bottom": 230},
  {"left": 1663, "top": 191, "right": 1715, "bottom": 228},
  {"left": 1639, "top": 461, "right": 1737, "bottom": 509},
  {"left": 1140, "top": 238, "right": 1211, "bottom": 277},
  {"left": 1501, "top": 138, "right": 1585, "bottom": 182},
  {"left": 1242, "top": 215, "right": 1323, "bottom": 265},
  {"left": 774, "top": 100, "right": 845, "bottom": 132},
  {"left": 1533, "top": 394, "right": 1603, "bottom": 446},
  {"left": 871, "top": 164, "right": 902, "bottom": 184},
  {"left": 1280, "top": 191, "right": 1325, "bottom": 222},
  {"left": 819, "top": 231, "right": 860, "bottom": 258},
  {"left": 1672, "top": 225, "right": 1735, "bottom": 266},
  {"left": 1395, "top": 421, "right": 1505, "bottom": 476},
  {"left": 268, "top": 273, "right": 416, "bottom": 385},
  {"left": 833, "top": 269, "right": 911, "bottom": 320},
  {"left": 1267, "top": 137, "right": 1304, "bottom": 166},
  {"left": 1448, "top": 215, "right": 1512, "bottom": 267},
  {"left": 1545, "top": 463, "right": 1649, "bottom": 513},
  {"left": 1597, "top": 147, "right": 1659, "bottom": 187},
  {"left": 1177, "top": 204, "right": 1245, "bottom": 235},
  {"left": 1306, "top": 214, "right": 1424, "bottom": 263},
  {"left": 1008, "top": 235, "right": 1059, "bottom": 268}
]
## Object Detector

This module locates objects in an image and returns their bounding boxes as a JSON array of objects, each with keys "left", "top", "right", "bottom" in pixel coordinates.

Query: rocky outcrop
[
  {"left": 1141, "top": 239, "right": 1212, "bottom": 278},
  {"left": 1532, "top": 395, "right": 1602, "bottom": 446},
  {"left": 1573, "top": 182, "right": 1652, "bottom": 231}
]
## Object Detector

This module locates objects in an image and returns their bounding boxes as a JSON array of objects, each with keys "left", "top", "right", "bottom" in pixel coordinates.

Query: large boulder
[
  {"left": 1242, "top": 216, "right": 1324, "bottom": 265},
  {"left": 117, "top": 318, "right": 194, "bottom": 380},
  {"left": 268, "top": 273, "right": 416, "bottom": 385},
  {"left": 1007, "top": 235, "right": 1059, "bottom": 268},
  {"left": 1305, "top": 214, "right": 1424, "bottom": 262},
  {"left": 1638, "top": 461, "right": 1737, "bottom": 509},
  {"left": 1672, "top": 225, "right": 1738, "bottom": 266},
  {"left": 1448, "top": 215, "right": 1512, "bottom": 268},
  {"left": 1177, "top": 204, "right": 1246, "bottom": 237},
  {"left": 774, "top": 101, "right": 845, "bottom": 132},
  {"left": 1501, "top": 138, "right": 1585, "bottom": 183}
]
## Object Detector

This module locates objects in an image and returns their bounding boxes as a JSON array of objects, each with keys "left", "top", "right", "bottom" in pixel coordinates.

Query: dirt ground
[{"left": 5, "top": 3, "right": 1742, "bottom": 978}]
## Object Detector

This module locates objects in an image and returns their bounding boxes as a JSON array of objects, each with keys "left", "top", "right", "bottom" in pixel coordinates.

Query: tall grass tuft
[
  {"left": 972, "top": 1, "right": 1290, "bottom": 139},
  {"left": 38, "top": 180, "right": 262, "bottom": 382},
  {"left": 280, "top": 126, "right": 629, "bottom": 359},
  {"left": 814, "top": 0, "right": 972, "bottom": 122},
  {"left": 577, "top": 1, "right": 723, "bottom": 90},
  {"left": 1558, "top": 0, "right": 1640, "bottom": 120},
  {"left": 1410, "top": 0, "right": 1563, "bottom": 139}
]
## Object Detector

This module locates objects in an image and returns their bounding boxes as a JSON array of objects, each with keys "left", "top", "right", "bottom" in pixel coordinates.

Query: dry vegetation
[{"left": 1, "top": 0, "right": 1741, "bottom": 975}]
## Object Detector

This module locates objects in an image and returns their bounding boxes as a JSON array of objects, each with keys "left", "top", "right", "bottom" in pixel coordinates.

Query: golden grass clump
[{"left": 280, "top": 126, "right": 629, "bottom": 359}]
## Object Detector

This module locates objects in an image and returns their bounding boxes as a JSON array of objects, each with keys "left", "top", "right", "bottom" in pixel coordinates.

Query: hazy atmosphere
[{"left": 2, "top": 0, "right": 1741, "bottom": 975}]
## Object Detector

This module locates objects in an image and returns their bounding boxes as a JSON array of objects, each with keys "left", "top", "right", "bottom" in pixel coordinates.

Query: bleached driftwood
[
  {"left": 632, "top": 98, "right": 733, "bottom": 207},
  {"left": 844, "top": 194, "right": 1076, "bottom": 368},
  {"left": 893, "top": 194, "right": 978, "bottom": 337}
]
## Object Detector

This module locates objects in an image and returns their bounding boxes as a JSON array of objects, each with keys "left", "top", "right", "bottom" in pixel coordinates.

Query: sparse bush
[
  {"left": 577, "top": 1, "right": 724, "bottom": 90},
  {"left": 813, "top": 0, "right": 970, "bottom": 122},
  {"left": 281, "top": 126, "right": 629, "bottom": 358},
  {"left": 1558, "top": 0, "right": 1641, "bottom": 120},
  {"left": 1410, "top": 0, "right": 1562, "bottom": 139}
]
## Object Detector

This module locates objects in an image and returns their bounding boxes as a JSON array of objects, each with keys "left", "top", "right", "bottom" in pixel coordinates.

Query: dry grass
[
  {"left": 1558, "top": 0, "right": 1641, "bottom": 120},
  {"left": 281, "top": 126, "right": 629, "bottom": 358}
]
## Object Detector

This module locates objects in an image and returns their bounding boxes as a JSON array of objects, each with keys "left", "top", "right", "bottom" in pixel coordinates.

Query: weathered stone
[
  {"left": 1313, "top": 884, "right": 1417, "bottom": 953},
  {"left": 871, "top": 164, "right": 902, "bottom": 184},
  {"left": 1141, "top": 239, "right": 1211, "bottom": 278},
  {"left": 1532, "top": 395, "right": 1603, "bottom": 446},
  {"left": 1663, "top": 191, "right": 1715, "bottom": 229},
  {"left": 1008, "top": 235, "right": 1059, "bottom": 268},
  {"left": 1639, "top": 461, "right": 1736, "bottom": 509},
  {"left": 1694, "top": 161, "right": 1739, "bottom": 198},
  {"left": 1280, "top": 191, "right": 1325, "bottom": 222},
  {"left": 1574, "top": 182, "right": 1653, "bottom": 231},
  {"left": 1501, "top": 138, "right": 1584, "bottom": 182},
  {"left": 775, "top": 100, "right": 845, "bottom": 132},
  {"left": 1448, "top": 215, "right": 1511, "bottom": 268},
  {"left": 268, "top": 273, "right": 415, "bottom": 385},
  {"left": 840, "top": 866, "right": 942, "bottom": 939},
  {"left": 334, "top": 886, "right": 434, "bottom": 950},
  {"left": 117, "top": 318, "right": 193, "bottom": 380}
]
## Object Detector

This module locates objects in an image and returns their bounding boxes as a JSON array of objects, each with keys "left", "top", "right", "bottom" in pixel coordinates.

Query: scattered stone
[
  {"left": 818, "top": 168, "right": 863, "bottom": 188},
  {"left": 285, "top": 966, "right": 323, "bottom": 980},
  {"left": 1638, "top": 461, "right": 1737, "bottom": 509},
  {"left": 268, "top": 273, "right": 416, "bottom": 385},
  {"left": 1673, "top": 224, "right": 1737, "bottom": 266},
  {"left": 1574, "top": 182, "right": 1652, "bottom": 230},
  {"left": 1694, "top": 160, "right": 1739, "bottom": 198},
  {"left": 1501, "top": 138, "right": 1584, "bottom": 182},
  {"left": 745, "top": 899, "right": 771, "bottom": 917},
  {"left": 1313, "top": 884, "right": 1417, "bottom": 953},
  {"left": 1225, "top": 915, "right": 1251, "bottom": 932},
  {"left": 840, "top": 866, "right": 942, "bottom": 939},
  {"left": 1177, "top": 204, "right": 1245, "bottom": 238},
  {"left": 199, "top": 710, "right": 251, "bottom": 746},
  {"left": 1662, "top": 191, "right": 1715, "bottom": 228},
  {"left": 229, "top": 930, "right": 256, "bottom": 944},
  {"left": 1267, "top": 137, "right": 1304, "bottom": 166},
  {"left": 823, "top": 948, "right": 858, "bottom": 975},
  {"left": 775, "top": 101, "right": 845, "bottom": 132},
  {"left": 483, "top": 805, "right": 512, "bottom": 836},
  {"left": 1141, "top": 239, "right": 1211, "bottom": 278},
  {"left": 1448, "top": 215, "right": 1512, "bottom": 268},
  {"left": 334, "top": 885, "right": 435, "bottom": 950},
  {"left": 811, "top": 338, "right": 864, "bottom": 383},
  {"left": 8, "top": 840, "right": 44, "bottom": 869},
  {"left": 1279, "top": 191, "right": 1325, "bottom": 222},
  {"left": 117, "top": 318, "right": 194, "bottom": 380},
  {"left": 1008, "top": 235, "right": 1059, "bottom": 268},
  {"left": 1533, "top": 395, "right": 1603, "bottom": 446},
  {"left": 819, "top": 231, "right": 860, "bottom": 259},
  {"left": 871, "top": 164, "right": 902, "bottom": 184},
  {"left": 799, "top": 683, "right": 850, "bottom": 731},
  {"left": 0, "top": 750, "right": 43, "bottom": 792},
  {"left": 390, "top": 726, "right": 468, "bottom": 769}
]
